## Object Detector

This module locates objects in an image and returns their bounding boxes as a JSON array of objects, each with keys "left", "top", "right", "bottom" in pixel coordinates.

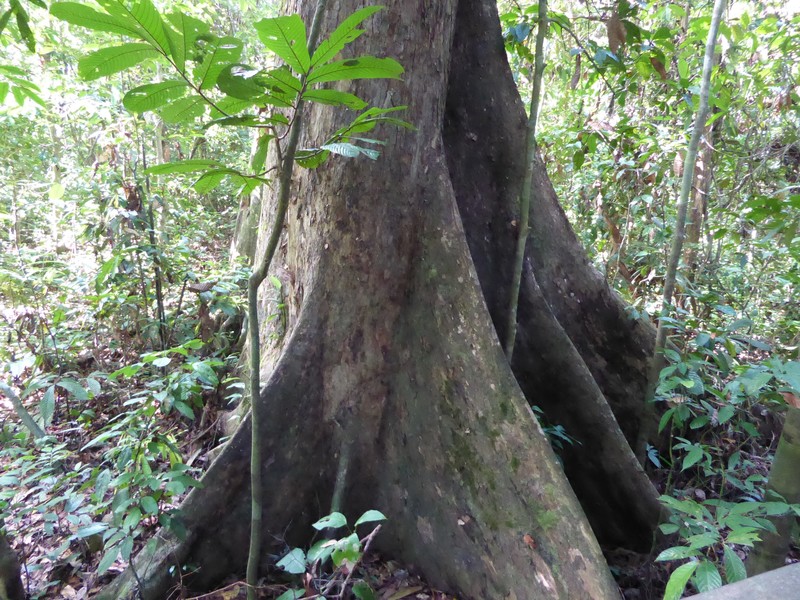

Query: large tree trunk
[
  {"left": 441, "top": 0, "right": 661, "bottom": 549},
  {"left": 101, "top": 1, "right": 661, "bottom": 598}
]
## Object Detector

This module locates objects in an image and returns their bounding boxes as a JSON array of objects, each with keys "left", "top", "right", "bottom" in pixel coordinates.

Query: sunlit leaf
[
  {"left": 663, "top": 561, "right": 698, "bottom": 600},
  {"left": 95, "top": 0, "right": 170, "bottom": 55},
  {"left": 50, "top": 2, "right": 142, "bottom": 38},
  {"left": 124, "top": 79, "right": 189, "bottom": 113},
  {"left": 78, "top": 43, "right": 160, "bottom": 81},
  {"left": 277, "top": 548, "right": 307, "bottom": 574},
  {"left": 355, "top": 509, "right": 386, "bottom": 526},
  {"left": 313, "top": 511, "right": 347, "bottom": 530},
  {"left": 254, "top": 14, "right": 310, "bottom": 74},
  {"left": 311, "top": 5, "right": 383, "bottom": 67},
  {"left": 193, "top": 36, "right": 243, "bottom": 90},
  {"left": 158, "top": 96, "right": 206, "bottom": 123},
  {"left": 692, "top": 560, "right": 722, "bottom": 593},
  {"left": 723, "top": 546, "right": 747, "bottom": 583}
]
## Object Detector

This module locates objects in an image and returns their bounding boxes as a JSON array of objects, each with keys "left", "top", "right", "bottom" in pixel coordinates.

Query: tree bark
[
  {"left": 100, "top": 1, "right": 663, "bottom": 598},
  {"left": 442, "top": 0, "right": 661, "bottom": 547},
  {"left": 0, "top": 526, "right": 24, "bottom": 600}
]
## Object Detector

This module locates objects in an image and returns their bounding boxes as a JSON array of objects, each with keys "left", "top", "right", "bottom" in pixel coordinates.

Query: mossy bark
[{"left": 747, "top": 406, "right": 800, "bottom": 576}]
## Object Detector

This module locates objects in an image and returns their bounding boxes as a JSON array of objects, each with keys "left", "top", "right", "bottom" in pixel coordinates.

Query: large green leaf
[
  {"left": 159, "top": 95, "right": 206, "bottom": 123},
  {"left": 145, "top": 159, "right": 224, "bottom": 175},
  {"left": 95, "top": 0, "right": 170, "bottom": 56},
  {"left": 78, "top": 43, "right": 160, "bottom": 81},
  {"left": 303, "top": 88, "right": 366, "bottom": 109},
  {"left": 165, "top": 12, "right": 211, "bottom": 74},
  {"left": 311, "top": 5, "right": 382, "bottom": 67},
  {"left": 307, "top": 56, "right": 403, "bottom": 84},
  {"left": 254, "top": 15, "right": 310, "bottom": 74},
  {"left": 693, "top": 560, "right": 722, "bottom": 593},
  {"left": 193, "top": 36, "right": 243, "bottom": 90},
  {"left": 664, "top": 561, "right": 699, "bottom": 600},
  {"left": 50, "top": 2, "right": 142, "bottom": 38},
  {"left": 123, "top": 79, "right": 189, "bottom": 113},
  {"left": 217, "top": 64, "right": 269, "bottom": 100}
]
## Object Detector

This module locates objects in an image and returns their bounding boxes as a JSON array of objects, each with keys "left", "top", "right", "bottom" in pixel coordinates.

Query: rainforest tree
[{"left": 49, "top": 0, "right": 669, "bottom": 598}]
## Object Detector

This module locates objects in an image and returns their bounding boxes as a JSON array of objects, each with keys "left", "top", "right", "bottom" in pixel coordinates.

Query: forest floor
[{"left": 2, "top": 350, "right": 798, "bottom": 599}]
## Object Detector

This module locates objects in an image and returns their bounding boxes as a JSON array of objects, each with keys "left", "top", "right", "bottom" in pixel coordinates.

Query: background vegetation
[{"left": 0, "top": 0, "right": 798, "bottom": 598}]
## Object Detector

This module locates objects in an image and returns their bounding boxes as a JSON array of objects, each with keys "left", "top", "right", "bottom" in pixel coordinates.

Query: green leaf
[
  {"left": 573, "top": 149, "right": 585, "bottom": 169},
  {"left": 352, "top": 581, "right": 376, "bottom": 600},
  {"left": 307, "top": 539, "right": 335, "bottom": 564},
  {"left": 123, "top": 80, "right": 189, "bottom": 113},
  {"left": 58, "top": 378, "right": 89, "bottom": 401},
  {"left": 50, "top": 2, "right": 142, "bottom": 38},
  {"left": 303, "top": 88, "right": 366, "bottom": 109},
  {"left": 14, "top": 4, "right": 34, "bottom": 52},
  {"left": 779, "top": 361, "right": 800, "bottom": 392},
  {"left": 193, "top": 36, "right": 243, "bottom": 90},
  {"left": 682, "top": 446, "right": 705, "bottom": 470},
  {"left": 97, "top": 547, "right": 118, "bottom": 574},
  {"left": 313, "top": 511, "right": 348, "bottom": 530},
  {"left": 254, "top": 15, "right": 311, "bottom": 74},
  {"left": 78, "top": 43, "right": 160, "bottom": 81},
  {"left": 311, "top": 6, "right": 382, "bottom": 67},
  {"left": 656, "top": 546, "right": 701, "bottom": 561},
  {"left": 723, "top": 546, "right": 747, "bottom": 583},
  {"left": 251, "top": 133, "right": 272, "bottom": 174},
  {"left": 307, "top": 56, "right": 404, "bottom": 84},
  {"left": 152, "top": 356, "right": 171, "bottom": 368},
  {"left": 40, "top": 385, "right": 55, "bottom": 427},
  {"left": 75, "top": 522, "right": 108, "bottom": 538},
  {"left": 96, "top": 0, "right": 170, "bottom": 55},
  {"left": 159, "top": 96, "right": 206, "bottom": 123},
  {"left": 173, "top": 400, "right": 195, "bottom": 420},
  {"left": 295, "top": 148, "right": 330, "bottom": 169},
  {"left": 206, "top": 114, "right": 287, "bottom": 129},
  {"left": 140, "top": 496, "right": 159, "bottom": 514},
  {"left": 354, "top": 510, "right": 387, "bottom": 526},
  {"left": 191, "top": 361, "right": 218, "bottom": 386},
  {"left": 216, "top": 64, "right": 269, "bottom": 100},
  {"left": 145, "top": 159, "right": 224, "bottom": 175},
  {"left": 275, "top": 590, "right": 304, "bottom": 600},
  {"left": 277, "top": 548, "right": 307, "bottom": 574},
  {"left": 332, "top": 532, "right": 361, "bottom": 567},
  {"left": 321, "top": 142, "right": 379, "bottom": 160},
  {"left": 165, "top": 12, "right": 211, "bottom": 75},
  {"left": 693, "top": 560, "right": 722, "bottom": 593},
  {"left": 664, "top": 561, "right": 699, "bottom": 600},
  {"left": 119, "top": 535, "right": 134, "bottom": 561}
]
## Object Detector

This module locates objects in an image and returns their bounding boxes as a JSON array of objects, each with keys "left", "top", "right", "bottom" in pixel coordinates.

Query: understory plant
[{"left": 50, "top": 1, "right": 409, "bottom": 596}]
